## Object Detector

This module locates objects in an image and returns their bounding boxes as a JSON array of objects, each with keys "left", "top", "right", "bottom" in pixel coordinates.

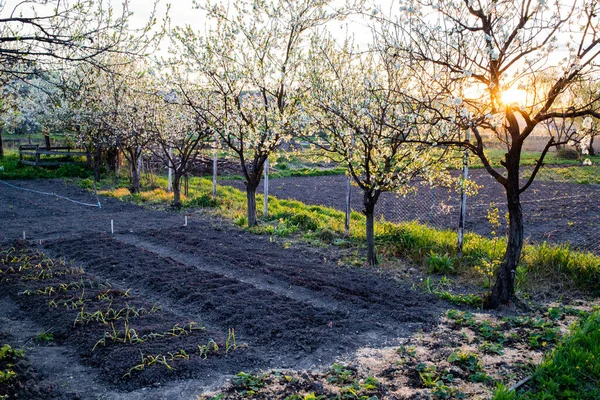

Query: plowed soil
[{"left": 0, "top": 180, "right": 444, "bottom": 399}]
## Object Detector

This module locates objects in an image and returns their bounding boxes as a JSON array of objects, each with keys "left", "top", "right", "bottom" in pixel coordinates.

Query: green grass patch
[
  {"left": 493, "top": 310, "right": 600, "bottom": 399},
  {"left": 522, "top": 165, "right": 600, "bottom": 185},
  {"left": 0, "top": 153, "right": 93, "bottom": 180},
  {"left": 477, "top": 149, "right": 600, "bottom": 169}
]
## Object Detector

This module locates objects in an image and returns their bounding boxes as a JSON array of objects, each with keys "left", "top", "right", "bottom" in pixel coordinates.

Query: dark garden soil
[
  {"left": 0, "top": 179, "right": 444, "bottom": 399},
  {"left": 222, "top": 167, "right": 600, "bottom": 254}
]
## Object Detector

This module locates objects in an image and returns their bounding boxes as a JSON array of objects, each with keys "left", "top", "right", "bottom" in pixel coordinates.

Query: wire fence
[
  {"left": 372, "top": 175, "right": 600, "bottom": 256},
  {"left": 229, "top": 168, "right": 600, "bottom": 256}
]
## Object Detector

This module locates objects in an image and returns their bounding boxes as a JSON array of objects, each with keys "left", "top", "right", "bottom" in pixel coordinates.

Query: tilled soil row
[
  {"left": 0, "top": 243, "right": 244, "bottom": 396},
  {"left": 45, "top": 232, "right": 443, "bottom": 374}
]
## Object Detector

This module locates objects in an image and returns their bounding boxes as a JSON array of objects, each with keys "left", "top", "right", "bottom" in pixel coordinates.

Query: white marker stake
[
  {"left": 184, "top": 216, "right": 188, "bottom": 226},
  {"left": 111, "top": 220, "right": 114, "bottom": 235},
  {"left": 23, "top": 230, "right": 26, "bottom": 240}
]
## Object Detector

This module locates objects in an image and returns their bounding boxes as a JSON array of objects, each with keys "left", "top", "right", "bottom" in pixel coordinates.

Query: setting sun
[{"left": 501, "top": 87, "right": 528, "bottom": 105}]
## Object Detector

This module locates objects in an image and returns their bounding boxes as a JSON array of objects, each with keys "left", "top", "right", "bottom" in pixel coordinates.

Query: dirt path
[{"left": 0, "top": 179, "right": 445, "bottom": 398}]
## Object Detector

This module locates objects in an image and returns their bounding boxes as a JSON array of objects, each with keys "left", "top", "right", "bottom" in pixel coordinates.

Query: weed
[
  {"left": 34, "top": 331, "right": 54, "bottom": 343},
  {"left": 328, "top": 363, "right": 355, "bottom": 384},
  {"left": 0, "top": 345, "right": 24, "bottom": 385},
  {"left": 479, "top": 341, "right": 504, "bottom": 355},
  {"left": 197, "top": 339, "right": 219, "bottom": 359},
  {"left": 232, "top": 372, "right": 266, "bottom": 396},
  {"left": 226, "top": 328, "right": 237, "bottom": 353},
  {"left": 469, "top": 371, "right": 491, "bottom": 383},
  {"left": 448, "top": 351, "right": 482, "bottom": 373},
  {"left": 493, "top": 311, "right": 600, "bottom": 399},
  {"left": 74, "top": 303, "right": 160, "bottom": 326},
  {"left": 124, "top": 352, "right": 174, "bottom": 378},
  {"left": 426, "top": 251, "right": 455, "bottom": 275}
]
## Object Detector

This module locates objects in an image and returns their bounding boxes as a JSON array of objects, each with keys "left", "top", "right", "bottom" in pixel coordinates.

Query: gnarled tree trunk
[
  {"left": 488, "top": 189, "right": 523, "bottom": 307},
  {"left": 130, "top": 158, "right": 141, "bottom": 194},
  {"left": 245, "top": 180, "right": 259, "bottom": 226},
  {"left": 363, "top": 190, "right": 380, "bottom": 267},
  {"left": 488, "top": 144, "right": 524, "bottom": 308},
  {"left": 172, "top": 173, "right": 182, "bottom": 208}
]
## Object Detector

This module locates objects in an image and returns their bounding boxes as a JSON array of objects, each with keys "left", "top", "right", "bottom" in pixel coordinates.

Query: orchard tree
[
  {"left": 0, "top": 0, "right": 164, "bottom": 157},
  {"left": 306, "top": 35, "right": 450, "bottom": 266},
  {"left": 55, "top": 64, "right": 117, "bottom": 181},
  {"left": 384, "top": 0, "right": 600, "bottom": 307},
  {"left": 171, "top": 0, "right": 361, "bottom": 226},
  {"left": 150, "top": 89, "right": 212, "bottom": 207},
  {"left": 101, "top": 63, "right": 158, "bottom": 193}
]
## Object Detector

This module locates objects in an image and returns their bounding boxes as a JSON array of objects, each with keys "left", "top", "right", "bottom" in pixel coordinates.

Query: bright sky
[{"left": 127, "top": 0, "right": 378, "bottom": 50}]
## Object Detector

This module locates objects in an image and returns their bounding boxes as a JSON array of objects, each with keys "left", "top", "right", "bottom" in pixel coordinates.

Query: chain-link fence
[{"left": 223, "top": 168, "right": 600, "bottom": 256}]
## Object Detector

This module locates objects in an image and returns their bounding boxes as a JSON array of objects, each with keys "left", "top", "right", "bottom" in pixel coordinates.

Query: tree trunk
[
  {"left": 363, "top": 190, "right": 380, "bottom": 267},
  {"left": 488, "top": 180, "right": 524, "bottom": 308},
  {"left": 172, "top": 174, "right": 182, "bottom": 208},
  {"left": 589, "top": 135, "right": 596, "bottom": 156},
  {"left": 106, "top": 147, "right": 119, "bottom": 173},
  {"left": 130, "top": 160, "right": 141, "bottom": 194},
  {"left": 0, "top": 129, "right": 4, "bottom": 158},
  {"left": 43, "top": 132, "right": 51, "bottom": 148},
  {"left": 246, "top": 181, "right": 259, "bottom": 227},
  {"left": 94, "top": 146, "right": 102, "bottom": 182}
]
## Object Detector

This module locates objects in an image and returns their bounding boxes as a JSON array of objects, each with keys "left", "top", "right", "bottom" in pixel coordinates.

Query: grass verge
[
  {"left": 493, "top": 310, "right": 600, "bottom": 399},
  {"left": 0, "top": 153, "right": 93, "bottom": 180}
]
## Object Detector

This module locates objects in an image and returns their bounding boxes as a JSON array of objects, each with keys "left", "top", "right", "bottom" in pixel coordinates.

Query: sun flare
[{"left": 501, "top": 87, "right": 528, "bottom": 105}]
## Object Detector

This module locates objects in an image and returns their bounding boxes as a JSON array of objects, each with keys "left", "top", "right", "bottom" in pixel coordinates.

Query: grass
[
  {"left": 522, "top": 165, "right": 600, "bottom": 184},
  {"left": 493, "top": 310, "right": 600, "bottom": 399},
  {"left": 0, "top": 153, "right": 93, "bottom": 180},
  {"left": 475, "top": 149, "right": 600, "bottom": 169}
]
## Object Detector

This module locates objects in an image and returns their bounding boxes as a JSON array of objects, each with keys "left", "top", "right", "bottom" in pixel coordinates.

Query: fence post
[
  {"left": 213, "top": 130, "right": 218, "bottom": 200},
  {"left": 345, "top": 135, "right": 355, "bottom": 237},
  {"left": 457, "top": 128, "right": 471, "bottom": 257},
  {"left": 263, "top": 157, "right": 269, "bottom": 217},
  {"left": 167, "top": 144, "right": 173, "bottom": 193},
  {"left": 345, "top": 175, "right": 351, "bottom": 237}
]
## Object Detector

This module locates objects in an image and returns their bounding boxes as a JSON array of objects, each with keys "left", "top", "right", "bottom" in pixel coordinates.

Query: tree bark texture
[
  {"left": 93, "top": 146, "right": 102, "bottom": 182},
  {"left": 363, "top": 190, "right": 380, "bottom": 267},
  {"left": 130, "top": 161, "right": 141, "bottom": 194},
  {"left": 172, "top": 174, "right": 182, "bottom": 208},
  {"left": 488, "top": 191, "right": 523, "bottom": 308},
  {"left": 246, "top": 182, "right": 259, "bottom": 227},
  {"left": 488, "top": 142, "right": 524, "bottom": 308}
]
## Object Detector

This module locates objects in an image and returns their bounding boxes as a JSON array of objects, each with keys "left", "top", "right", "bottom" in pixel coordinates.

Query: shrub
[
  {"left": 426, "top": 251, "right": 455, "bottom": 274},
  {"left": 185, "top": 194, "right": 217, "bottom": 208},
  {"left": 556, "top": 148, "right": 579, "bottom": 160}
]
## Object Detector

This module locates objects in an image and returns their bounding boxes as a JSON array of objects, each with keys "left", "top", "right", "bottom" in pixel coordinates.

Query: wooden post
[
  {"left": 212, "top": 130, "right": 218, "bottom": 200},
  {"left": 263, "top": 157, "right": 269, "bottom": 217},
  {"left": 457, "top": 128, "right": 471, "bottom": 257},
  {"left": 345, "top": 135, "right": 355, "bottom": 237},
  {"left": 167, "top": 145, "right": 173, "bottom": 193},
  {"left": 345, "top": 175, "right": 351, "bottom": 237}
]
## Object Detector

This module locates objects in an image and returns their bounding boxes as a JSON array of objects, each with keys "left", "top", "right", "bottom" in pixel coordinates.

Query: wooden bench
[{"left": 19, "top": 145, "right": 91, "bottom": 167}]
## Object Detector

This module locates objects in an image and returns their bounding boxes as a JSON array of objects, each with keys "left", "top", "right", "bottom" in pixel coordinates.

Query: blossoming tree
[
  {"left": 171, "top": 0, "right": 360, "bottom": 226},
  {"left": 0, "top": 0, "right": 164, "bottom": 157},
  {"left": 305, "top": 35, "right": 450, "bottom": 266},
  {"left": 384, "top": 0, "right": 600, "bottom": 307}
]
